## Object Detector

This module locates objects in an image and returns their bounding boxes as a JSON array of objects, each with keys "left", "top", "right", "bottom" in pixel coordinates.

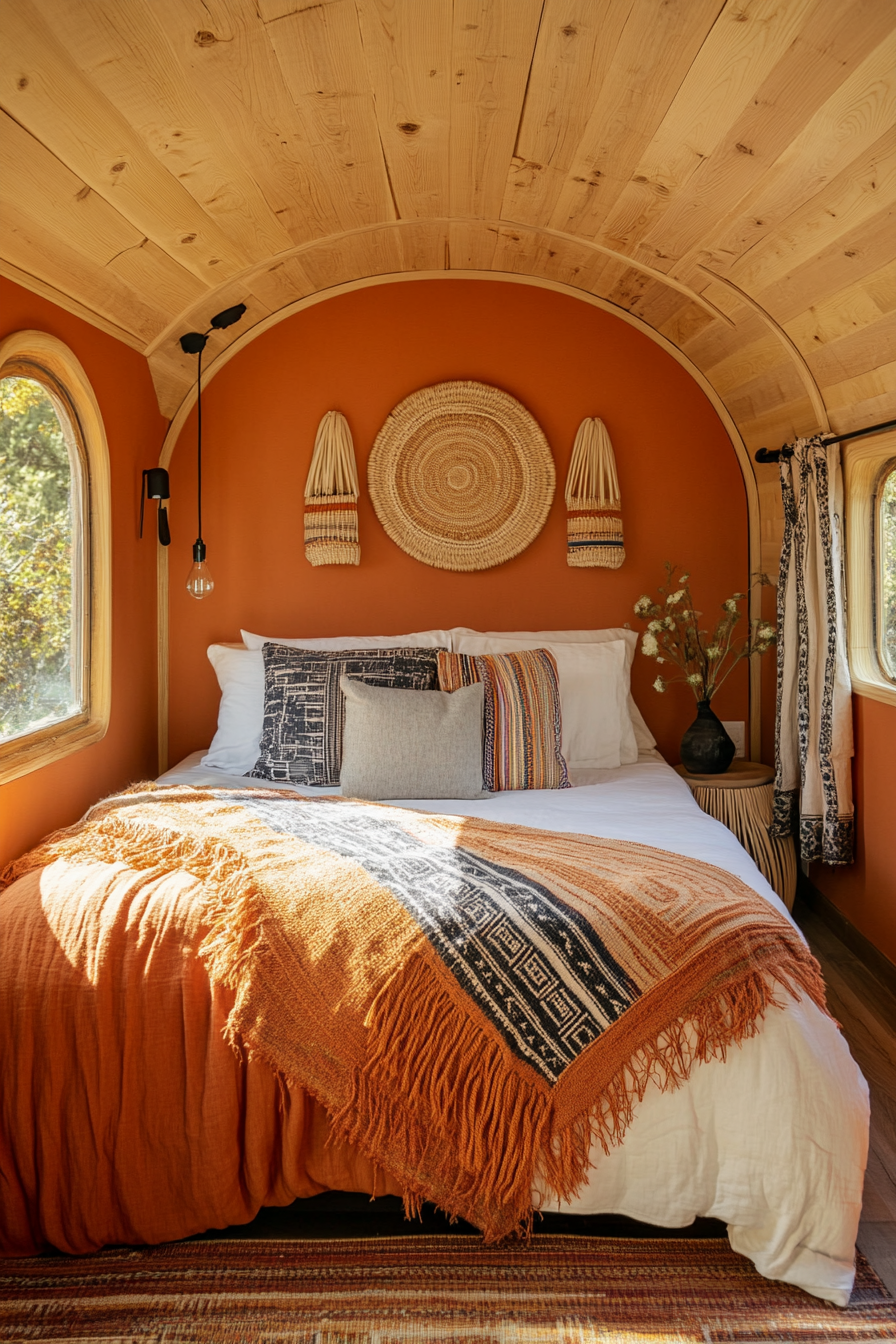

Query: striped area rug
[{"left": 1, "top": 1236, "right": 893, "bottom": 1342}]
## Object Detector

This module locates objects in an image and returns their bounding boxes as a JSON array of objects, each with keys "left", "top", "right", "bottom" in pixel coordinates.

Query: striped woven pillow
[{"left": 438, "top": 648, "right": 570, "bottom": 792}]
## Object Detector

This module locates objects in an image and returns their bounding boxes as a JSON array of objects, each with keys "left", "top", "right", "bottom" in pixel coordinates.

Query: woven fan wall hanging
[
  {"left": 304, "top": 411, "right": 360, "bottom": 566},
  {"left": 367, "top": 381, "right": 555, "bottom": 572},
  {"left": 565, "top": 418, "right": 625, "bottom": 568}
]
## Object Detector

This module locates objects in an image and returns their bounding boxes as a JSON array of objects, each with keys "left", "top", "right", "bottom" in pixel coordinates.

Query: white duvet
[{"left": 159, "top": 751, "right": 869, "bottom": 1305}]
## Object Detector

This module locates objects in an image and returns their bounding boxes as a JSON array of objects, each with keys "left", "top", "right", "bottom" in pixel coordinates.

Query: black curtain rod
[{"left": 754, "top": 417, "right": 896, "bottom": 463}]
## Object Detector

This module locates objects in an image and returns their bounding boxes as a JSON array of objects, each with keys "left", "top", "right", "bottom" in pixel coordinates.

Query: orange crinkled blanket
[{"left": 1, "top": 783, "right": 829, "bottom": 1243}]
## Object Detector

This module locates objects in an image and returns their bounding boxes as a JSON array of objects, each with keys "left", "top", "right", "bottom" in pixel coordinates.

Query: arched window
[
  {"left": 844, "top": 433, "right": 896, "bottom": 707},
  {"left": 876, "top": 462, "right": 896, "bottom": 684},
  {"left": 0, "top": 332, "right": 110, "bottom": 783}
]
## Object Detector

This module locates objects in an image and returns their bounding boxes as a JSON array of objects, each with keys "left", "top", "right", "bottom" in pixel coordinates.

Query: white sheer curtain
[{"left": 771, "top": 436, "right": 854, "bottom": 864}]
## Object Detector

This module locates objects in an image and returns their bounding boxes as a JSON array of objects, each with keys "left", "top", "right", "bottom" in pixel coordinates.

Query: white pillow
[
  {"left": 241, "top": 628, "right": 452, "bottom": 651},
  {"left": 452, "top": 632, "right": 628, "bottom": 770},
  {"left": 202, "top": 644, "right": 265, "bottom": 774},
  {"left": 203, "top": 631, "right": 453, "bottom": 776},
  {"left": 450, "top": 627, "right": 655, "bottom": 757}
]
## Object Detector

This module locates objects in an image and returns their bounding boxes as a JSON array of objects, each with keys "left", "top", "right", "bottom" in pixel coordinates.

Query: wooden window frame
[
  {"left": 844, "top": 430, "right": 896, "bottom": 708},
  {"left": 0, "top": 331, "right": 111, "bottom": 783}
]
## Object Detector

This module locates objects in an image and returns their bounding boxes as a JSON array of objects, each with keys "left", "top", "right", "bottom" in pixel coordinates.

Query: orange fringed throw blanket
[{"left": 2, "top": 785, "right": 829, "bottom": 1242}]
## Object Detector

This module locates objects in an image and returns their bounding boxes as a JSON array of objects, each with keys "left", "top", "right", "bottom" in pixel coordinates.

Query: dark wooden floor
[
  {"left": 796, "top": 901, "right": 896, "bottom": 1295},
  {"left": 201, "top": 902, "right": 896, "bottom": 1293}
]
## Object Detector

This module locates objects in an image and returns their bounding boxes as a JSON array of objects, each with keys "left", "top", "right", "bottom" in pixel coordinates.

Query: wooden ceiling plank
[
  {"left": 398, "top": 219, "right": 449, "bottom": 272},
  {"left": 446, "top": 219, "right": 499, "bottom": 271},
  {"left": 737, "top": 396, "right": 822, "bottom": 450},
  {"left": 680, "top": 309, "right": 768, "bottom": 371},
  {"left": 861, "top": 262, "right": 896, "bottom": 316},
  {"left": 823, "top": 360, "right": 896, "bottom": 414},
  {"left": 784, "top": 262, "right": 895, "bottom": 350},
  {"left": 595, "top": 0, "right": 819, "bottom": 259},
  {"left": 0, "top": 258, "right": 146, "bottom": 352},
  {"left": 682, "top": 29, "right": 896, "bottom": 278},
  {"left": 804, "top": 311, "right": 896, "bottom": 389},
  {"left": 296, "top": 226, "right": 405, "bottom": 293},
  {"left": 639, "top": 2, "right": 896, "bottom": 273},
  {"left": 500, "top": 0, "right": 636, "bottom": 230},
  {"left": 750, "top": 205, "right": 895, "bottom": 323},
  {"left": 702, "top": 332, "right": 793, "bottom": 397},
  {"left": 0, "top": 112, "right": 208, "bottom": 334},
  {"left": 633, "top": 284, "right": 709, "bottom": 335},
  {"left": 655, "top": 301, "right": 721, "bottom": 350},
  {"left": 257, "top": 0, "right": 343, "bottom": 20},
  {"left": 159, "top": 0, "right": 375, "bottom": 246},
  {"left": 543, "top": 0, "right": 728, "bottom": 242},
  {"left": 828, "top": 388, "right": 896, "bottom": 435},
  {"left": 264, "top": 0, "right": 396, "bottom": 232},
  {"left": 355, "top": 0, "right": 451, "bottom": 219},
  {"left": 244, "top": 256, "right": 318, "bottom": 312},
  {"left": 727, "top": 128, "right": 896, "bottom": 296},
  {"left": 107, "top": 240, "right": 210, "bottom": 317},
  {"left": 26, "top": 0, "right": 296, "bottom": 265},
  {"left": 1, "top": 0, "right": 250, "bottom": 280},
  {"left": 0, "top": 110, "right": 145, "bottom": 268},
  {"left": 449, "top": 0, "right": 545, "bottom": 220},
  {"left": 0, "top": 199, "right": 169, "bottom": 345},
  {"left": 726, "top": 362, "right": 810, "bottom": 423}
]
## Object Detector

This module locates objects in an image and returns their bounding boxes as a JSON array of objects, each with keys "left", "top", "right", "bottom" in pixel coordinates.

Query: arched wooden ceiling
[{"left": 1, "top": 0, "right": 894, "bottom": 473}]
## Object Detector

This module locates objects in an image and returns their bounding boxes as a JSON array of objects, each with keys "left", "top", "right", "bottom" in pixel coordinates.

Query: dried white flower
[
  {"left": 665, "top": 616, "right": 676, "bottom": 630},
  {"left": 706, "top": 645, "right": 721, "bottom": 658},
  {"left": 680, "top": 573, "right": 690, "bottom": 583},
  {"left": 647, "top": 620, "right": 663, "bottom": 633},
  {"left": 653, "top": 676, "right": 665, "bottom": 693},
  {"left": 759, "top": 624, "right": 775, "bottom": 640},
  {"left": 687, "top": 672, "right": 702, "bottom": 687},
  {"left": 666, "top": 590, "right": 685, "bottom": 605},
  {"left": 642, "top": 632, "right": 659, "bottom": 657},
  {"left": 724, "top": 598, "right": 739, "bottom": 613}
]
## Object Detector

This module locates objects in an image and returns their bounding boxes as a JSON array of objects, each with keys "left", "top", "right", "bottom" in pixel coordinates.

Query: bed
[{"left": 0, "top": 630, "right": 869, "bottom": 1308}]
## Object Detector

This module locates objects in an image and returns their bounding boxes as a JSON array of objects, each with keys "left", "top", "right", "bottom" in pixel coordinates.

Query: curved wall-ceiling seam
[
  {"left": 143, "top": 215, "right": 738, "bottom": 367},
  {"left": 154, "top": 271, "right": 762, "bottom": 774},
  {"left": 695, "top": 264, "right": 831, "bottom": 434}
]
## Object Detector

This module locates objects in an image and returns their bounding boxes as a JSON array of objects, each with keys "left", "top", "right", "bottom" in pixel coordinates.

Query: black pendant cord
[
  {"left": 754, "top": 417, "right": 896, "bottom": 463},
  {"left": 196, "top": 346, "right": 203, "bottom": 544}
]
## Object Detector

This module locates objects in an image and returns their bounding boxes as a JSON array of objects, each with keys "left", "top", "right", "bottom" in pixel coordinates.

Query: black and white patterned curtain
[{"left": 771, "top": 436, "right": 854, "bottom": 865}]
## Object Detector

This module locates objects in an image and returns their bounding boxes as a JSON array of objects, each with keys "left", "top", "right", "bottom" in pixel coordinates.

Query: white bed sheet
[{"left": 158, "top": 751, "right": 869, "bottom": 1305}]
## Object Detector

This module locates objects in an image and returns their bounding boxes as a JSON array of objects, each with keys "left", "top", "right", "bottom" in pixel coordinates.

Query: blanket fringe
[{"left": 324, "top": 943, "right": 827, "bottom": 1243}]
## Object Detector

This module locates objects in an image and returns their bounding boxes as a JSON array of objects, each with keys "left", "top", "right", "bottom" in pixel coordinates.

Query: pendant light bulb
[{"left": 186, "top": 539, "right": 214, "bottom": 600}]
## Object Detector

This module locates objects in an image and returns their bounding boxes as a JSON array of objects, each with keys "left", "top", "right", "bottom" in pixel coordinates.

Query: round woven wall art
[{"left": 368, "top": 381, "right": 555, "bottom": 571}]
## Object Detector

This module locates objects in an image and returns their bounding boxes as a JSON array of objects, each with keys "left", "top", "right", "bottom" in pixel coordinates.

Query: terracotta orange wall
[
  {"left": 0, "top": 279, "right": 166, "bottom": 870},
  {"left": 809, "top": 695, "right": 896, "bottom": 966},
  {"left": 168, "top": 278, "right": 750, "bottom": 767}
]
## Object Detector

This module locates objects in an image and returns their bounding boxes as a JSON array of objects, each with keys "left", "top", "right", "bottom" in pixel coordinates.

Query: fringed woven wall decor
[
  {"left": 304, "top": 411, "right": 360, "bottom": 566},
  {"left": 368, "top": 381, "right": 555, "bottom": 572},
  {"left": 565, "top": 417, "right": 625, "bottom": 568}
]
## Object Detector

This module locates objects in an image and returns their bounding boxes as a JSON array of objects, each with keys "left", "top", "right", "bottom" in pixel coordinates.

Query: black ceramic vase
[{"left": 680, "top": 699, "right": 735, "bottom": 774}]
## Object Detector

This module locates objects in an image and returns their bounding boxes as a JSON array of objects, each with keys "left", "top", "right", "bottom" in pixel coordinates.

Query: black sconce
[
  {"left": 140, "top": 467, "right": 171, "bottom": 545},
  {"left": 176, "top": 302, "right": 247, "bottom": 599}
]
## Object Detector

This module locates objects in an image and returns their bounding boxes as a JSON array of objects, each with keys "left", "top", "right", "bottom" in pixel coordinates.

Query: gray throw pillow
[{"left": 339, "top": 676, "right": 485, "bottom": 800}]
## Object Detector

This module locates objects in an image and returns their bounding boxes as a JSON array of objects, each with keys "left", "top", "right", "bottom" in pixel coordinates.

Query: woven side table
[{"left": 674, "top": 760, "right": 797, "bottom": 911}]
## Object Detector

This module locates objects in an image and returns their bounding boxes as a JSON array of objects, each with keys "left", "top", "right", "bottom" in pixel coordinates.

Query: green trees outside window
[
  {"left": 880, "top": 466, "right": 896, "bottom": 683},
  {"left": 0, "top": 375, "right": 80, "bottom": 742}
]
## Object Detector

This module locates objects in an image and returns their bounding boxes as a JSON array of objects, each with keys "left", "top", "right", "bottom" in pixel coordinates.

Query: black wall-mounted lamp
[
  {"left": 176, "top": 302, "right": 247, "bottom": 599},
  {"left": 140, "top": 467, "right": 171, "bottom": 545}
]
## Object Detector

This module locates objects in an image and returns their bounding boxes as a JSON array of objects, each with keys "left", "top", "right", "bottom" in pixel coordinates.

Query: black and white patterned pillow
[{"left": 249, "top": 645, "right": 444, "bottom": 786}]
